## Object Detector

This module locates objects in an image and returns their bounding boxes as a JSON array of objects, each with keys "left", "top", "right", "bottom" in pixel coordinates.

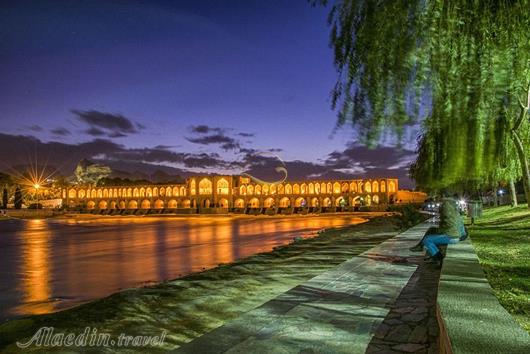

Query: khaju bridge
[{"left": 63, "top": 175, "right": 421, "bottom": 214}]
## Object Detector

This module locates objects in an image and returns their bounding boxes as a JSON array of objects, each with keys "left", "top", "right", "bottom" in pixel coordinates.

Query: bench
[{"left": 437, "top": 239, "right": 530, "bottom": 353}]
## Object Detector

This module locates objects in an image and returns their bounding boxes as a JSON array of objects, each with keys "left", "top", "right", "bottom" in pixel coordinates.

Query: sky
[{"left": 0, "top": 0, "right": 418, "bottom": 188}]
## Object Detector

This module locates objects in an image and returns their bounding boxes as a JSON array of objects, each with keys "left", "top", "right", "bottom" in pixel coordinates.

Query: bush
[{"left": 388, "top": 204, "right": 428, "bottom": 229}]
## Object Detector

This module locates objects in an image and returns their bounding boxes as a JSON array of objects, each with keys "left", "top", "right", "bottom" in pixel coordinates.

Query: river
[{"left": 0, "top": 213, "right": 371, "bottom": 321}]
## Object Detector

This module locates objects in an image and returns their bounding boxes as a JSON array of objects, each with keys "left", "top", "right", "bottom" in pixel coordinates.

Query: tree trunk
[
  {"left": 511, "top": 130, "right": 530, "bottom": 208},
  {"left": 509, "top": 179, "right": 518, "bottom": 207},
  {"left": 493, "top": 186, "right": 498, "bottom": 206}
]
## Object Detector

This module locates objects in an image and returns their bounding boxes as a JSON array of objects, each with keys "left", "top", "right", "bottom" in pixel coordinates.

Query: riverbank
[
  {"left": 0, "top": 212, "right": 422, "bottom": 352},
  {"left": 468, "top": 204, "right": 530, "bottom": 334}
]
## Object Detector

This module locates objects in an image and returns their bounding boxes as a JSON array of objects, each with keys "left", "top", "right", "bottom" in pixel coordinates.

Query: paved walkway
[{"left": 175, "top": 220, "right": 437, "bottom": 354}]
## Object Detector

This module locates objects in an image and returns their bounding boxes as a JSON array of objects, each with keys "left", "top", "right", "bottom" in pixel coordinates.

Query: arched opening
[
  {"left": 153, "top": 187, "right": 158, "bottom": 197},
  {"left": 154, "top": 199, "right": 164, "bottom": 209},
  {"left": 323, "top": 197, "right": 331, "bottom": 207},
  {"left": 270, "top": 184, "right": 277, "bottom": 194},
  {"left": 110, "top": 201, "right": 117, "bottom": 209},
  {"left": 173, "top": 186, "right": 179, "bottom": 196},
  {"left": 217, "top": 178, "right": 229, "bottom": 194},
  {"left": 308, "top": 183, "right": 314, "bottom": 194},
  {"left": 133, "top": 188, "right": 139, "bottom": 197},
  {"left": 146, "top": 188, "right": 152, "bottom": 197},
  {"left": 167, "top": 199, "right": 177, "bottom": 208},
  {"left": 247, "top": 185, "right": 254, "bottom": 195},
  {"left": 333, "top": 182, "right": 341, "bottom": 194},
  {"left": 128, "top": 200, "right": 138, "bottom": 209},
  {"left": 315, "top": 183, "right": 321, "bottom": 194},
  {"left": 203, "top": 199, "right": 211, "bottom": 208},
  {"left": 372, "top": 181, "right": 379, "bottom": 193},
  {"left": 249, "top": 198, "right": 260, "bottom": 208},
  {"left": 311, "top": 197, "right": 319, "bottom": 207},
  {"left": 335, "top": 197, "right": 346, "bottom": 207},
  {"left": 119, "top": 201, "right": 126, "bottom": 209},
  {"left": 350, "top": 182, "right": 357, "bottom": 193},
  {"left": 97, "top": 189, "right": 102, "bottom": 198},
  {"left": 159, "top": 187, "right": 166, "bottom": 196},
  {"left": 199, "top": 178, "right": 212, "bottom": 195},
  {"left": 219, "top": 198, "right": 229, "bottom": 208},
  {"left": 364, "top": 181, "right": 372, "bottom": 193},
  {"left": 182, "top": 199, "right": 191, "bottom": 208},
  {"left": 234, "top": 198, "right": 245, "bottom": 208},
  {"left": 388, "top": 181, "right": 396, "bottom": 192},
  {"left": 91, "top": 189, "right": 97, "bottom": 198},
  {"left": 279, "top": 197, "right": 291, "bottom": 208},
  {"left": 277, "top": 184, "right": 284, "bottom": 194},
  {"left": 255, "top": 185, "right": 262, "bottom": 195},
  {"left": 180, "top": 186, "right": 186, "bottom": 196},
  {"left": 352, "top": 196, "right": 360, "bottom": 206},
  {"left": 78, "top": 189, "right": 85, "bottom": 198},
  {"left": 341, "top": 183, "right": 349, "bottom": 193},
  {"left": 68, "top": 189, "right": 77, "bottom": 198},
  {"left": 240, "top": 185, "right": 247, "bottom": 195},
  {"left": 293, "top": 184, "right": 300, "bottom": 194},
  {"left": 285, "top": 184, "right": 292, "bottom": 194},
  {"left": 166, "top": 186, "right": 172, "bottom": 197},
  {"left": 87, "top": 201, "right": 96, "bottom": 209},
  {"left": 327, "top": 183, "right": 333, "bottom": 194},
  {"left": 373, "top": 195, "right": 379, "bottom": 204},
  {"left": 320, "top": 182, "right": 326, "bottom": 194},
  {"left": 380, "top": 181, "right": 386, "bottom": 192},
  {"left": 366, "top": 195, "right": 372, "bottom": 206},
  {"left": 140, "top": 188, "right": 145, "bottom": 197},
  {"left": 103, "top": 189, "right": 109, "bottom": 198},
  {"left": 262, "top": 184, "right": 269, "bottom": 195},
  {"left": 98, "top": 200, "right": 108, "bottom": 209},
  {"left": 263, "top": 197, "right": 275, "bottom": 208},
  {"left": 301, "top": 183, "right": 308, "bottom": 194},
  {"left": 141, "top": 199, "right": 151, "bottom": 209},
  {"left": 295, "top": 197, "right": 306, "bottom": 207}
]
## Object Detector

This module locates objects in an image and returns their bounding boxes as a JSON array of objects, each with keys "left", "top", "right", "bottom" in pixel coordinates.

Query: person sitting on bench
[{"left": 410, "top": 194, "right": 468, "bottom": 265}]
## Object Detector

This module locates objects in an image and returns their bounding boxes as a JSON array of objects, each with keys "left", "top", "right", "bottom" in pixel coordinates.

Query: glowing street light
[{"left": 34, "top": 184, "right": 40, "bottom": 209}]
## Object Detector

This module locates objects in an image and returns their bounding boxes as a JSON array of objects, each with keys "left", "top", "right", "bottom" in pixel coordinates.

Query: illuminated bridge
[{"left": 63, "top": 175, "right": 400, "bottom": 214}]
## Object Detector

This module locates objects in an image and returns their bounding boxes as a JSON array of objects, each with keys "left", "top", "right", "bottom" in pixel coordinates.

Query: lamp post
[{"left": 34, "top": 184, "right": 40, "bottom": 209}]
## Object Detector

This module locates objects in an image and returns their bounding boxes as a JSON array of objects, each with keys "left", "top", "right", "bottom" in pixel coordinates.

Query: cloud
[
  {"left": 27, "top": 125, "right": 43, "bottom": 132},
  {"left": 50, "top": 127, "right": 71, "bottom": 136},
  {"left": 186, "top": 125, "right": 254, "bottom": 151},
  {"left": 72, "top": 110, "right": 144, "bottom": 137}
]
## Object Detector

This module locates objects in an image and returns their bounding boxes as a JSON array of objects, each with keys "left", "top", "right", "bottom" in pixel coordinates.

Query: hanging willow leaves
[{"left": 325, "top": 0, "right": 530, "bottom": 199}]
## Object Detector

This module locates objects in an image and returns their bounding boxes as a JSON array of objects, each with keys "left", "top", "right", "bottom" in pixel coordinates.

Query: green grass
[
  {"left": 0, "top": 214, "right": 420, "bottom": 353},
  {"left": 469, "top": 204, "right": 530, "bottom": 334}
]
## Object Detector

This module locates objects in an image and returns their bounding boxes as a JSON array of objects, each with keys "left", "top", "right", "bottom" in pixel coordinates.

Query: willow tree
[{"left": 324, "top": 0, "right": 530, "bottom": 205}]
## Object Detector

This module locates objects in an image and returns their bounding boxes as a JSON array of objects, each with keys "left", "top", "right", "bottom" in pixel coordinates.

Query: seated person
[{"left": 410, "top": 195, "right": 468, "bottom": 265}]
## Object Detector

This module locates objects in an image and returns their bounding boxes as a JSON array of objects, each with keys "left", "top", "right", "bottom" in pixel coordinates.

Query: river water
[{"left": 0, "top": 214, "right": 369, "bottom": 321}]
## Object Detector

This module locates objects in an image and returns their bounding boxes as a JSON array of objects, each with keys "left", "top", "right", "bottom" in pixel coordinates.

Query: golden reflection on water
[
  {"left": 4, "top": 214, "right": 369, "bottom": 319},
  {"left": 15, "top": 219, "right": 53, "bottom": 315}
]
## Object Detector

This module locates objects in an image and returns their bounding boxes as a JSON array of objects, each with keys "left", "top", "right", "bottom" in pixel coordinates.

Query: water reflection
[{"left": 0, "top": 214, "right": 368, "bottom": 320}]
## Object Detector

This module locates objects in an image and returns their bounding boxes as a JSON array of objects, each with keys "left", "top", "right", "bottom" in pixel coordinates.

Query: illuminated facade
[{"left": 62, "top": 175, "right": 399, "bottom": 213}]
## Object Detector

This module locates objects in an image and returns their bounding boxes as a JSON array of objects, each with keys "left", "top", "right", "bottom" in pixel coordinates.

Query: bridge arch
[
  {"left": 98, "top": 200, "right": 108, "bottom": 209},
  {"left": 182, "top": 199, "right": 191, "bottom": 208},
  {"left": 217, "top": 178, "right": 229, "bottom": 195},
  {"left": 167, "top": 199, "right": 177, "bottom": 208},
  {"left": 311, "top": 197, "right": 319, "bottom": 207},
  {"left": 141, "top": 199, "right": 151, "bottom": 209},
  {"left": 87, "top": 200, "right": 96, "bottom": 209},
  {"left": 154, "top": 199, "right": 164, "bottom": 209},
  {"left": 285, "top": 184, "right": 292, "bottom": 194},
  {"left": 279, "top": 197, "right": 291, "bottom": 208},
  {"left": 119, "top": 201, "right": 126, "bottom": 209},
  {"left": 264, "top": 197, "right": 275, "bottom": 208},
  {"left": 234, "top": 198, "right": 244, "bottom": 208},
  {"left": 293, "top": 184, "right": 300, "bottom": 194},
  {"left": 128, "top": 200, "right": 138, "bottom": 209},
  {"left": 255, "top": 184, "right": 261, "bottom": 195},
  {"left": 248, "top": 198, "right": 260, "bottom": 208},
  {"left": 219, "top": 198, "right": 229, "bottom": 208},
  {"left": 323, "top": 197, "right": 331, "bottom": 207},
  {"left": 335, "top": 196, "right": 346, "bottom": 207},
  {"left": 295, "top": 197, "right": 306, "bottom": 207}
]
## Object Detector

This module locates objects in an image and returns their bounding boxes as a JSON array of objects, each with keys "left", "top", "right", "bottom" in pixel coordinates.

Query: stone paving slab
[{"left": 175, "top": 221, "right": 434, "bottom": 354}]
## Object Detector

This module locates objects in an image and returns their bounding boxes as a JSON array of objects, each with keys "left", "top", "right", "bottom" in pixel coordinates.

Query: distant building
[{"left": 62, "top": 175, "right": 416, "bottom": 214}]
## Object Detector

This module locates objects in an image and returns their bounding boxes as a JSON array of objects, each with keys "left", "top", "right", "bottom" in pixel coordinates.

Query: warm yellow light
[{"left": 34, "top": 184, "right": 40, "bottom": 189}]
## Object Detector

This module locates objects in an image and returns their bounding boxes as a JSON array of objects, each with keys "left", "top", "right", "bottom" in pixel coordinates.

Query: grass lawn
[
  {"left": 468, "top": 204, "right": 530, "bottom": 333},
  {"left": 0, "top": 214, "right": 420, "bottom": 352}
]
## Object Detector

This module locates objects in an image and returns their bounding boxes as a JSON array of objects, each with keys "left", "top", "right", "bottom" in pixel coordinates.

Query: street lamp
[{"left": 34, "top": 184, "right": 40, "bottom": 209}]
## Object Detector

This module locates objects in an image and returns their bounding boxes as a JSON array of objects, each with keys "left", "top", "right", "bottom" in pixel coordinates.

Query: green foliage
[
  {"left": 74, "top": 159, "right": 111, "bottom": 185},
  {"left": 14, "top": 187, "right": 22, "bottom": 209},
  {"left": 326, "top": 0, "right": 530, "bottom": 190},
  {"left": 387, "top": 204, "right": 428, "bottom": 229}
]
